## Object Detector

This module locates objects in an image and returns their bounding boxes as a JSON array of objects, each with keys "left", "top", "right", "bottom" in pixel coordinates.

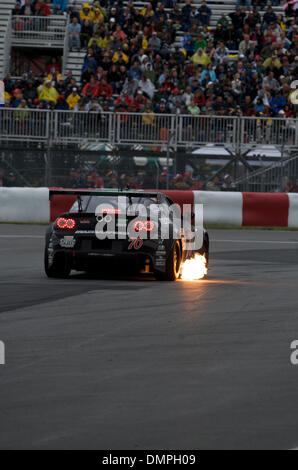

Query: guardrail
[
  {"left": 0, "top": 108, "right": 297, "bottom": 150},
  {"left": 2, "top": 12, "right": 12, "bottom": 78},
  {"left": 240, "top": 116, "right": 298, "bottom": 148},
  {"left": 62, "top": 15, "right": 70, "bottom": 76},
  {"left": 177, "top": 114, "right": 238, "bottom": 146},
  {"left": 11, "top": 15, "right": 67, "bottom": 46},
  {"left": 0, "top": 108, "right": 50, "bottom": 142},
  {"left": 54, "top": 110, "right": 114, "bottom": 145},
  {"left": 51, "top": 112, "right": 243, "bottom": 148}
]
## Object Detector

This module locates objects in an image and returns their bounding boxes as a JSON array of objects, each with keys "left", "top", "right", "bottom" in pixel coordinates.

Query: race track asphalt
[{"left": 0, "top": 224, "right": 298, "bottom": 450}]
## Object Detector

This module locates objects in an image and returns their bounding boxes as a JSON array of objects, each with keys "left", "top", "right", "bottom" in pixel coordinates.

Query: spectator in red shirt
[
  {"left": 115, "top": 93, "right": 134, "bottom": 110},
  {"left": 242, "top": 95, "right": 255, "bottom": 117},
  {"left": 283, "top": 180, "right": 298, "bottom": 193},
  {"left": 97, "top": 79, "right": 113, "bottom": 99},
  {"left": 90, "top": 170, "right": 104, "bottom": 188},
  {"left": 82, "top": 77, "right": 100, "bottom": 97},
  {"left": 46, "top": 58, "right": 61, "bottom": 76},
  {"left": 34, "top": 0, "right": 51, "bottom": 16},
  {"left": 133, "top": 90, "right": 148, "bottom": 111},
  {"left": 194, "top": 89, "right": 206, "bottom": 108},
  {"left": 113, "top": 25, "right": 126, "bottom": 41}
]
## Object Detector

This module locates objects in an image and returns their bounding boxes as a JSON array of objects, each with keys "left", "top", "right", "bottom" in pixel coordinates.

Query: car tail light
[
  {"left": 56, "top": 217, "right": 76, "bottom": 229},
  {"left": 134, "top": 220, "right": 155, "bottom": 232},
  {"left": 144, "top": 221, "right": 154, "bottom": 232}
]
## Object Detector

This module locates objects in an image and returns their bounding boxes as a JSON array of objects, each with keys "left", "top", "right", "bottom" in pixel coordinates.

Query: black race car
[{"left": 45, "top": 189, "right": 209, "bottom": 281}]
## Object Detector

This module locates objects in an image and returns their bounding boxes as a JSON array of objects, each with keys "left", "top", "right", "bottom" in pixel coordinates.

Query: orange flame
[{"left": 181, "top": 254, "right": 208, "bottom": 281}]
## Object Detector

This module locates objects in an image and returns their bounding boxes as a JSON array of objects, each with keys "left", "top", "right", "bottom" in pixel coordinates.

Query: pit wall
[{"left": 0, "top": 188, "right": 297, "bottom": 228}]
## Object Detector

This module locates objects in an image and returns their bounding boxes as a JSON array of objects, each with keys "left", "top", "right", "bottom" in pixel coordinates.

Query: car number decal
[{"left": 128, "top": 238, "right": 143, "bottom": 250}]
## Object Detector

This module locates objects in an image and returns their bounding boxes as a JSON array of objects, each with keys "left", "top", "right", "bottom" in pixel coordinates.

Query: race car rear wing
[{"left": 49, "top": 188, "right": 166, "bottom": 200}]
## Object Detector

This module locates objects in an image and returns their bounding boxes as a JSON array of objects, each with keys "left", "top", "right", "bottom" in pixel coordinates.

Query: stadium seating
[
  {"left": 0, "top": 0, "right": 15, "bottom": 78},
  {"left": 66, "top": 1, "right": 285, "bottom": 83}
]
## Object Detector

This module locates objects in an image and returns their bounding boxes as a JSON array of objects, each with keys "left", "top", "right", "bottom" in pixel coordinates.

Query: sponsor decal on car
[
  {"left": 156, "top": 250, "right": 167, "bottom": 255},
  {"left": 59, "top": 236, "right": 76, "bottom": 248},
  {"left": 75, "top": 230, "right": 95, "bottom": 234}
]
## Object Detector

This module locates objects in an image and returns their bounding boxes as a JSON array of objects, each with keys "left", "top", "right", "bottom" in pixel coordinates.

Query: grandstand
[
  {"left": 2, "top": 1, "right": 286, "bottom": 80},
  {"left": 0, "top": 0, "right": 15, "bottom": 78},
  {"left": 0, "top": 0, "right": 297, "bottom": 192}
]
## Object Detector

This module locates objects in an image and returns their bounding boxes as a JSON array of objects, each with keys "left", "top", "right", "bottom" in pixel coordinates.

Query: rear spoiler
[{"left": 49, "top": 188, "right": 167, "bottom": 201}]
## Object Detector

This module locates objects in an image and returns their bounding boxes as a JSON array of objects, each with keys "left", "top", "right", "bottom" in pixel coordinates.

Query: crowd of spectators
[
  {"left": 2, "top": 163, "right": 298, "bottom": 191},
  {"left": 0, "top": 164, "right": 238, "bottom": 191},
  {"left": 4, "top": 0, "right": 298, "bottom": 191},
  {"left": 0, "top": 169, "right": 20, "bottom": 187},
  {"left": 6, "top": 0, "right": 297, "bottom": 119},
  {"left": 64, "top": 167, "right": 212, "bottom": 190},
  {"left": 12, "top": 0, "right": 67, "bottom": 17}
]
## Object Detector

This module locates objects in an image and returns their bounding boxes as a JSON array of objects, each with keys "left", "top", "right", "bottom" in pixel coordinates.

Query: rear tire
[
  {"left": 199, "top": 235, "right": 209, "bottom": 268},
  {"left": 44, "top": 247, "right": 71, "bottom": 279},
  {"left": 195, "top": 236, "right": 209, "bottom": 279},
  {"left": 155, "top": 241, "right": 181, "bottom": 281}
]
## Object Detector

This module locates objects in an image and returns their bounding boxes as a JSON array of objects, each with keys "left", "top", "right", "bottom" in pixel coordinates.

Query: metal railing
[
  {"left": 0, "top": 108, "right": 50, "bottom": 142},
  {"left": 236, "top": 151, "right": 298, "bottom": 193},
  {"left": 2, "top": 12, "right": 12, "bottom": 78},
  {"left": 115, "top": 112, "right": 177, "bottom": 146},
  {"left": 54, "top": 110, "right": 114, "bottom": 145},
  {"left": 11, "top": 15, "right": 67, "bottom": 46},
  {"left": 62, "top": 15, "right": 70, "bottom": 76},
  {"left": 240, "top": 116, "right": 298, "bottom": 148},
  {"left": 177, "top": 114, "right": 238, "bottom": 146},
  {"left": 0, "top": 108, "right": 298, "bottom": 150}
]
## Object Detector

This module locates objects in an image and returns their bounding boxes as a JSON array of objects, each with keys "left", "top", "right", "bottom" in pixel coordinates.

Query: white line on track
[
  {"left": 213, "top": 239, "right": 298, "bottom": 244},
  {"left": 0, "top": 235, "right": 43, "bottom": 238},
  {"left": 0, "top": 235, "right": 297, "bottom": 244}
]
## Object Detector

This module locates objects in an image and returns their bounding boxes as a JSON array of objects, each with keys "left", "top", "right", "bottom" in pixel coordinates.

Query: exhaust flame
[{"left": 181, "top": 254, "right": 208, "bottom": 281}]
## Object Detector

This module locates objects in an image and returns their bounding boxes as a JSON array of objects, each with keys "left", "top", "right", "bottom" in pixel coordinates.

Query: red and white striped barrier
[
  {"left": 288, "top": 193, "right": 298, "bottom": 228},
  {"left": 194, "top": 191, "right": 297, "bottom": 227},
  {"left": 0, "top": 187, "right": 50, "bottom": 223},
  {"left": 0, "top": 188, "right": 298, "bottom": 227}
]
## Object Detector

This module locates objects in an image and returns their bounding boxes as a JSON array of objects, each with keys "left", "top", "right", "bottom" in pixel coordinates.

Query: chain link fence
[{"left": 1, "top": 110, "right": 298, "bottom": 192}]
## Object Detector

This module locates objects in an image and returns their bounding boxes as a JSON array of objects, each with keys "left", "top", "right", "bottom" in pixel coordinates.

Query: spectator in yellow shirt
[
  {"left": 97, "top": 33, "right": 112, "bottom": 49},
  {"left": 66, "top": 88, "right": 81, "bottom": 110},
  {"left": 4, "top": 91, "right": 11, "bottom": 103},
  {"left": 88, "top": 34, "right": 100, "bottom": 48},
  {"left": 142, "top": 103, "right": 155, "bottom": 126},
  {"left": 91, "top": 0, "right": 106, "bottom": 18},
  {"left": 80, "top": 3, "right": 93, "bottom": 22},
  {"left": 191, "top": 48, "right": 211, "bottom": 66},
  {"left": 140, "top": 4, "right": 154, "bottom": 18},
  {"left": 38, "top": 79, "right": 59, "bottom": 104},
  {"left": 137, "top": 31, "right": 148, "bottom": 50},
  {"left": 263, "top": 56, "right": 282, "bottom": 69},
  {"left": 112, "top": 49, "right": 129, "bottom": 64},
  {"left": 91, "top": 8, "right": 104, "bottom": 23}
]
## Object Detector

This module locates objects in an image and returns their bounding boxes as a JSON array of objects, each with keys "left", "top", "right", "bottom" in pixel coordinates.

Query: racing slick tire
[
  {"left": 198, "top": 238, "right": 209, "bottom": 268},
  {"left": 44, "top": 248, "right": 71, "bottom": 279},
  {"left": 155, "top": 241, "right": 181, "bottom": 281}
]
